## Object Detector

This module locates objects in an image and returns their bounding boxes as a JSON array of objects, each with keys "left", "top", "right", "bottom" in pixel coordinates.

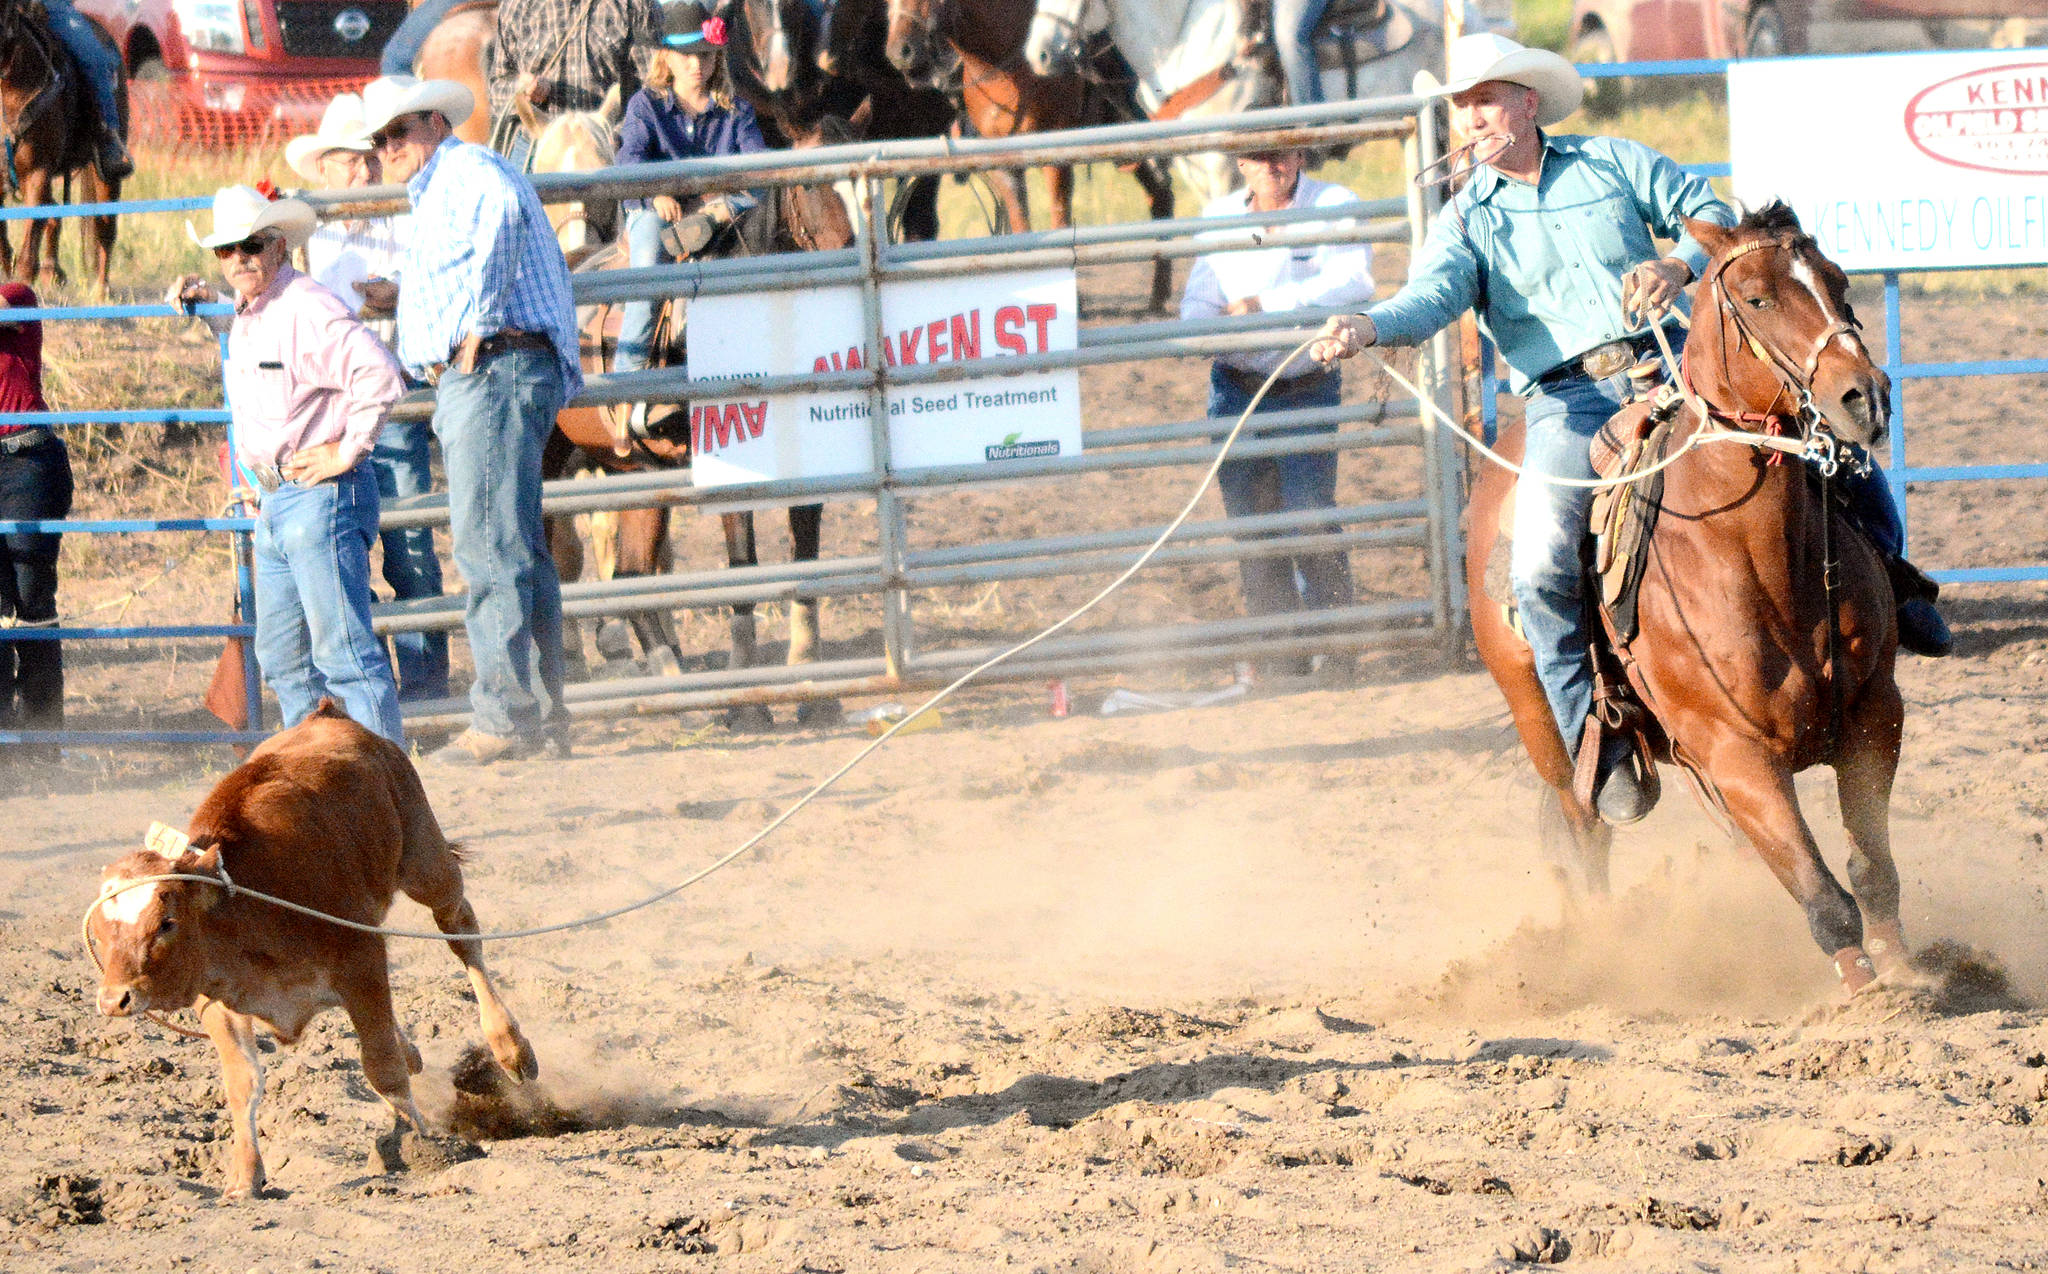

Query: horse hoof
[
  {"left": 594, "top": 618, "right": 634, "bottom": 661},
  {"left": 1832, "top": 945, "right": 1877, "bottom": 993},
  {"left": 795, "top": 698, "right": 843, "bottom": 727},
  {"left": 722, "top": 704, "right": 775, "bottom": 732}
]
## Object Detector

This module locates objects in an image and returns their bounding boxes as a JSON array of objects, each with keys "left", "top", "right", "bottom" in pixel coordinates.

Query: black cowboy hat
[{"left": 654, "top": 0, "right": 722, "bottom": 49}]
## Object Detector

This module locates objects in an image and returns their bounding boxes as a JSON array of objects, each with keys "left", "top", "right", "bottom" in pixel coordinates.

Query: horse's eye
[{"left": 1746, "top": 296, "right": 1774, "bottom": 310}]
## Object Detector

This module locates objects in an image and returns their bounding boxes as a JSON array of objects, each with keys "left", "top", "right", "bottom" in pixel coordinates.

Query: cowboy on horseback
[
  {"left": 486, "top": 0, "right": 663, "bottom": 166},
  {"left": 27, "top": 0, "right": 132, "bottom": 180},
  {"left": 1312, "top": 34, "right": 1949, "bottom": 825}
]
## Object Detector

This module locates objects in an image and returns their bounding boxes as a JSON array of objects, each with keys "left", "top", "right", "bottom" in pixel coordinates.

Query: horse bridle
[{"left": 1690, "top": 235, "right": 1862, "bottom": 430}]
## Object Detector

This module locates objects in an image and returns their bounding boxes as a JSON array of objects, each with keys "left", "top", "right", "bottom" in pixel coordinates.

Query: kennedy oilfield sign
[
  {"left": 1731, "top": 50, "right": 2048, "bottom": 271},
  {"left": 684, "top": 268, "right": 1084, "bottom": 487}
]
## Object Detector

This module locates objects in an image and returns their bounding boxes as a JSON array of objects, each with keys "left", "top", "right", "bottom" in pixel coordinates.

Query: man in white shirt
[
  {"left": 1182, "top": 149, "right": 1376, "bottom": 672},
  {"left": 286, "top": 95, "right": 450, "bottom": 706}
]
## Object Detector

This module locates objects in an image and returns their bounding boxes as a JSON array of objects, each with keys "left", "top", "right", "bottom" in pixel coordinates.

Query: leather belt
[
  {"left": 1218, "top": 363, "right": 1337, "bottom": 397},
  {"left": 1540, "top": 330, "right": 1667, "bottom": 389},
  {"left": 426, "top": 329, "right": 554, "bottom": 385},
  {"left": 0, "top": 429, "right": 56, "bottom": 455}
]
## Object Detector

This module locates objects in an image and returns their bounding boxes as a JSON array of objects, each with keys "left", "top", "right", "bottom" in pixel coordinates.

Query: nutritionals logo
[
  {"left": 1905, "top": 63, "right": 2048, "bottom": 174},
  {"left": 985, "top": 432, "right": 1060, "bottom": 461}
]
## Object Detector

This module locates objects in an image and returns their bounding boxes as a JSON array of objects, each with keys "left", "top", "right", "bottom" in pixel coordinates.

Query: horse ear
[
  {"left": 600, "top": 84, "right": 625, "bottom": 126},
  {"left": 1685, "top": 216, "right": 1735, "bottom": 259}
]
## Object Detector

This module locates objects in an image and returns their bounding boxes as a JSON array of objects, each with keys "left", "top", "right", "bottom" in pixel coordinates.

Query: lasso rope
[
  {"left": 82, "top": 340, "right": 1326, "bottom": 973},
  {"left": 82, "top": 316, "right": 1820, "bottom": 1002}
]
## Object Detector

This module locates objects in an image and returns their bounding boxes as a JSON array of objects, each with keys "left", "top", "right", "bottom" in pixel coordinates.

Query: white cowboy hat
[
  {"left": 284, "top": 93, "right": 374, "bottom": 183},
  {"left": 357, "top": 75, "right": 475, "bottom": 138},
  {"left": 1413, "top": 33, "right": 1584, "bottom": 127},
  {"left": 186, "top": 185, "right": 317, "bottom": 251}
]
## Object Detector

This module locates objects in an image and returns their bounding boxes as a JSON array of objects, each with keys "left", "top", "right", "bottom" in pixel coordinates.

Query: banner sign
[
  {"left": 683, "top": 268, "right": 1083, "bottom": 488},
  {"left": 1730, "top": 50, "right": 2048, "bottom": 271}
]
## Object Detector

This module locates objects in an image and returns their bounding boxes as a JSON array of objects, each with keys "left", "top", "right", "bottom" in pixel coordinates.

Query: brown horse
[
  {"left": 1468, "top": 203, "right": 1909, "bottom": 994},
  {"left": 0, "top": 0, "right": 122, "bottom": 294},
  {"left": 409, "top": 0, "right": 496, "bottom": 145},
  {"left": 725, "top": 0, "right": 953, "bottom": 241},
  {"left": 545, "top": 175, "right": 855, "bottom": 728},
  {"left": 882, "top": 0, "right": 1174, "bottom": 311}
]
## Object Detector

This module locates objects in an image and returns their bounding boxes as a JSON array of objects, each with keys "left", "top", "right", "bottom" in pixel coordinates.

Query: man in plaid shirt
[
  {"left": 362, "top": 75, "right": 583, "bottom": 766},
  {"left": 487, "top": 0, "right": 662, "bottom": 152}
]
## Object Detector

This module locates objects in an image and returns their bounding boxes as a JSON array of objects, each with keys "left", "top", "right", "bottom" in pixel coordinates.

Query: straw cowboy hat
[
  {"left": 357, "top": 75, "right": 476, "bottom": 137},
  {"left": 186, "top": 185, "right": 317, "bottom": 251},
  {"left": 1413, "top": 33, "right": 1584, "bottom": 127},
  {"left": 284, "top": 93, "right": 374, "bottom": 183}
]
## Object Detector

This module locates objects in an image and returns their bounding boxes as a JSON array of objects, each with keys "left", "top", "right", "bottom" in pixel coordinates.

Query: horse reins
[{"left": 1683, "top": 233, "right": 1868, "bottom": 755}]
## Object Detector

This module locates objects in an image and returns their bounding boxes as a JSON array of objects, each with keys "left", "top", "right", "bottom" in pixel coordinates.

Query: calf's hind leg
[
  {"left": 400, "top": 847, "right": 539, "bottom": 1082},
  {"left": 334, "top": 946, "right": 435, "bottom": 1172}
]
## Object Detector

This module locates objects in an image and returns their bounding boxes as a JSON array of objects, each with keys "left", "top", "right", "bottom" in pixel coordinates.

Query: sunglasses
[
  {"left": 368, "top": 115, "right": 424, "bottom": 150},
  {"left": 212, "top": 236, "right": 274, "bottom": 260}
]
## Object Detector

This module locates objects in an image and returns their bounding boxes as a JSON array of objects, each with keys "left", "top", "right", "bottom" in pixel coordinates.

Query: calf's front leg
[{"left": 200, "top": 997, "right": 267, "bottom": 1200}]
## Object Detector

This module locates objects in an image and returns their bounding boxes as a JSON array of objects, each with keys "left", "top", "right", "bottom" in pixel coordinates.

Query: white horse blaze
[{"left": 100, "top": 880, "right": 157, "bottom": 926}]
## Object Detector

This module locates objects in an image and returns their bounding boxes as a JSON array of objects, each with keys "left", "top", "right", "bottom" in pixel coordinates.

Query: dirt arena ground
[{"left": 4, "top": 259, "right": 2048, "bottom": 1272}]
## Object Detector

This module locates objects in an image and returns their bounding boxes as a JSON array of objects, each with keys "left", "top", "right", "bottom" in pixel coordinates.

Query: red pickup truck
[
  {"left": 1569, "top": 0, "right": 2048, "bottom": 65},
  {"left": 74, "top": 0, "right": 406, "bottom": 145}
]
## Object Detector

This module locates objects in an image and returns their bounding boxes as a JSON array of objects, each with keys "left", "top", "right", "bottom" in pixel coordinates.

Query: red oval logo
[{"left": 1904, "top": 62, "right": 2048, "bottom": 175}]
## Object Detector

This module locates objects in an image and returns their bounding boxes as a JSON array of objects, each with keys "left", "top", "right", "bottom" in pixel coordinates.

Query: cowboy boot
[
  {"left": 1886, "top": 557, "right": 1952, "bottom": 657},
  {"left": 96, "top": 129, "right": 134, "bottom": 182},
  {"left": 1592, "top": 731, "right": 1654, "bottom": 825}
]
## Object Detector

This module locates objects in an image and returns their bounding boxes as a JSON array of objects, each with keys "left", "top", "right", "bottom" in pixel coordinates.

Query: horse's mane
[{"left": 1736, "top": 199, "right": 1802, "bottom": 237}]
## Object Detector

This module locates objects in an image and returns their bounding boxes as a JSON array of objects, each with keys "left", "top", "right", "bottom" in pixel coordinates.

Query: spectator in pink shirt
[{"left": 167, "top": 186, "right": 409, "bottom": 743}]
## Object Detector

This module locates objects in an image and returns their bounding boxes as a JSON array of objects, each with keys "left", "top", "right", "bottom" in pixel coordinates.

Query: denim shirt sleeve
[
  {"left": 733, "top": 102, "right": 768, "bottom": 154},
  {"left": 1363, "top": 199, "right": 1482, "bottom": 347},
  {"left": 1603, "top": 137, "right": 1733, "bottom": 281}
]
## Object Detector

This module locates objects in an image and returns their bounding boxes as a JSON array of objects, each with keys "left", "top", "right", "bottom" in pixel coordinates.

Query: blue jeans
[
  {"left": 381, "top": 0, "right": 464, "bottom": 73},
  {"left": 368, "top": 417, "right": 450, "bottom": 701},
  {"left": 1273, "top": 0, "right": 1332, "bottom": 106},
  {"left": 1513, "top": 353, "right": 1910, "bottom": 754},
  {"left": 44, "top": 0, "right": 123, "bottom": 137},
  {"left": 1207, "top": 363, "right": 1354, "bottom": 617},
  {"left": 0, "top": 432, "right": 72, "bottom": 731},
  {"left": 432, "top": 346, "right": 567, "bottom": 740},
  {"left": 253, "top": 465, "right": 405, "bottom": 744},
  {"left": 616, "top": 207, "right": 674, "bottom": 374}
]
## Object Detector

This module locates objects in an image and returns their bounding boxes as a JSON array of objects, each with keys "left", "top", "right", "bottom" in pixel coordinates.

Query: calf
[{"left": 89, "top": 700, "right": 538, "bottom": 1199}]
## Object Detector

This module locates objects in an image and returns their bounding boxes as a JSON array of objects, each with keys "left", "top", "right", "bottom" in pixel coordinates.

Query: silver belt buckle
[
  {"left": 250, "top": 463, "right": 283, "bottom": 493},
  {"left": 1581, "top": 341, "right": 1634, "bottom": 381}
]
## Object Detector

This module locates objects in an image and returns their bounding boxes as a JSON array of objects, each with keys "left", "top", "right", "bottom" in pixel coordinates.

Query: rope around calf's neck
[{"left": 80, "top": 340, "right": 1328, "bottom": 972}]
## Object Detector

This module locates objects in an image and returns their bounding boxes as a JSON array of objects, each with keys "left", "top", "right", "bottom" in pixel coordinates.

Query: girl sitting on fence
[{"left": 612, "top": 0, "right": 766, "bottom": 394}]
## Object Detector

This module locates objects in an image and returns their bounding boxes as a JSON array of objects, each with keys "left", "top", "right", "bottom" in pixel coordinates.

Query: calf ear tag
[{"left": 145, "top": 822, "right": 192, "bottom": 856}]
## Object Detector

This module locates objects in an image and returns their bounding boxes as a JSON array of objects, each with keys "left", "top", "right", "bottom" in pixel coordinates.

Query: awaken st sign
[{"left": 684, "top": 268, "right": 1083, "bottom": 488}]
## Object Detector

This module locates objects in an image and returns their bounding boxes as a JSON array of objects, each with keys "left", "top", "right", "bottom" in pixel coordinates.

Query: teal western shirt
[{"left": 1366, "top": 132, "right": 1733, "bottom": 394}]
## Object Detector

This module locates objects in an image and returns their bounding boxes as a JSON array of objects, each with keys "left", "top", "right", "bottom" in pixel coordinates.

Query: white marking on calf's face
[{"left": 99, "top": 879, "right": 158, "bottom": 927}]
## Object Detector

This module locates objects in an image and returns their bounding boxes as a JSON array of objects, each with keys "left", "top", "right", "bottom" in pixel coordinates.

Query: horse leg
[
  {"left": 1045, "top": 165, "right": 1073, "bottom": 230},
  {"left": 1837, "top": 679, "right": 1910, "bottom": 980},
  {"left": 786, "top": 502, "right": 840, "bottom": 726},
  {"left": 1711, "top": 745, "right": 1874, "bottom": 992},
  {"left": 16, "top": 169, "right": 54, "bottom": 286},
  {"left": 719, "top": 510, "right": 774, "bottom": 731},
  {"left": 985, "top": 168, "right": 1031, "bottom": 235},
  {"left": 1135, "top": 159, "right": 1176, "bottom": 314},
  {"left": 615, "top": 507, "right": 682, "bottom": 678}
]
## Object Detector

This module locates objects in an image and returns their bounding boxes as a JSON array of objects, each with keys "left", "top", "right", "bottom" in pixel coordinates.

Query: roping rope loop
[{"left": 81, "top": 339, "right": 1329, "bottom": 978}]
